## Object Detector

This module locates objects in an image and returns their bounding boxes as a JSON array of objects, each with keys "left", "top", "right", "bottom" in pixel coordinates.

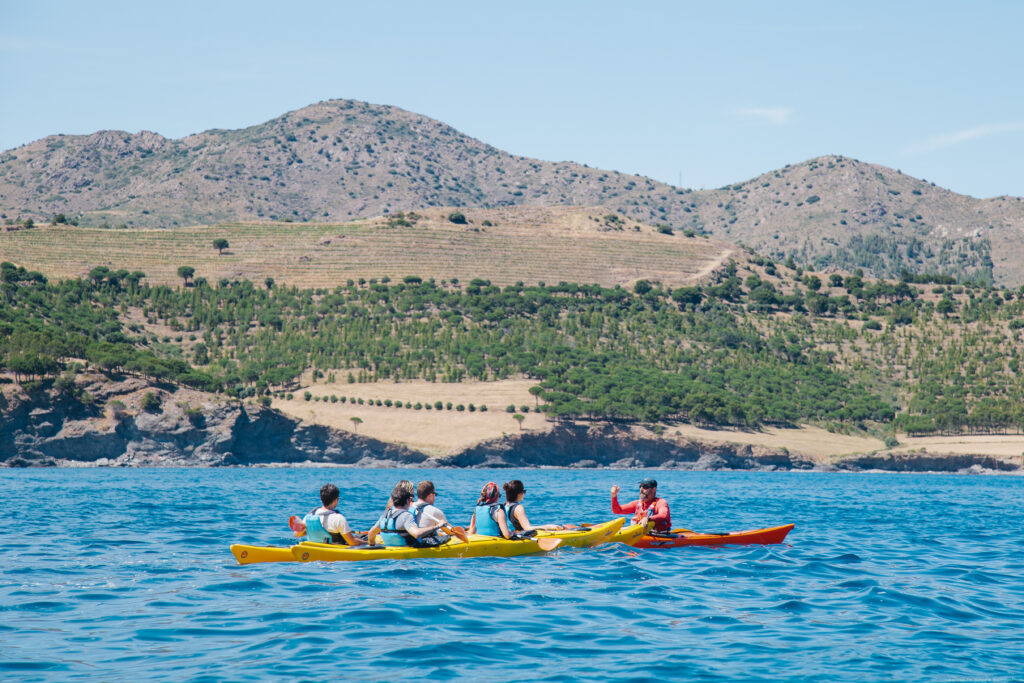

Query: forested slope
[{"left": 4, "top": 256, "right": 1024, "bottom": 436}]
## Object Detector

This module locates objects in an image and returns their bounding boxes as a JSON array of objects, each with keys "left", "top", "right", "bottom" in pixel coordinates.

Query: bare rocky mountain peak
[{"left": 3, "top": 100, "right": 1023, "bottom": 283}]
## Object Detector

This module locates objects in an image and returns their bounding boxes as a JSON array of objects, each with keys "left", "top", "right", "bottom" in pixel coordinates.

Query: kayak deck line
[
  {"left": 230, "top": 518, "right": 626, "bottom": 564},
  {"left": 626, "top": 523, "right": 795, "bottom": 549}
]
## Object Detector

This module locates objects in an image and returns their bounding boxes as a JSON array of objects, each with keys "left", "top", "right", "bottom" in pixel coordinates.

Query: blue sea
[{"left": 2, "top": 469, "right": 1023, "bottom": 681}]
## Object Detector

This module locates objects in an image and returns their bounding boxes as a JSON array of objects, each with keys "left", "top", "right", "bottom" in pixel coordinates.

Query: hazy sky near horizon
[{"left": 2, "top": 1, "right": 1022, "bottom": 198}]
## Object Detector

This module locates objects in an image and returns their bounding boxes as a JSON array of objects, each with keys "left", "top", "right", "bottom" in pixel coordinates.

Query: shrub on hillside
[{"left": 141, "top": 392, "right": 161, "bottom": 412}]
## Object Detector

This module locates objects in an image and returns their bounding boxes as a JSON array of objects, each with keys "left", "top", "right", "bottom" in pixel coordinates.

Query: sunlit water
[{"left": 2, "top": 469, "right": 1023, "bottom": 681}]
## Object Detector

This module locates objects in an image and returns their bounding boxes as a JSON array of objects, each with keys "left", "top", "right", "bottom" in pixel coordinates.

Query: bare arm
[
  {"left": 496, "top": 508, "right": 513, "bottom": 539},
  {"left": 405, "top": 520, "right": 443, "bottom": 539},
  {"left": 514, "top": 506, "right": 560, "bottom": 532},
  {"left": 467, "top": 511, "right": 477, "bottom": 535}
]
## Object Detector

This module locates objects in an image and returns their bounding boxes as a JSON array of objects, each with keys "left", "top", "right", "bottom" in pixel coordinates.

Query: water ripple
[{"left": 1, "top": 469, "right": 1023, "bottom": 681}]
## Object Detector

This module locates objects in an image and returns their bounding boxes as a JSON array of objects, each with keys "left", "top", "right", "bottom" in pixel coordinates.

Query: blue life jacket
[
  {"left": 303, "top": 507, "right": 347, "bottom": 544},
  {"left": 380, "top": 508, "right": 416, "bottom": 547},
  {"left": 505, "top": 502, "right": 524, "bottom": 531},
  {"left": 474, "top": 503, "right": 506, "bottom": 537}
]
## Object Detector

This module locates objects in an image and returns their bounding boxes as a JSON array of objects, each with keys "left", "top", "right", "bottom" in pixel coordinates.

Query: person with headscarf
[{"left": 467, "top": 481, "right": 513, "bottom": 539}]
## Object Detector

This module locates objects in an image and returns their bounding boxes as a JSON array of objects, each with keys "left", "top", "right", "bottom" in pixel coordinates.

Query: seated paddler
[
  {"left": 412, "top": 481, "right": 449, "bottom": 527},
  {"left": 503, "top": 479, "right": 564, "bottom": 532},
  {"left": 611, "top": 478, "right": 671, "bottom": 532},
  {"left": 304, "top": 483, "right": 364, "bottom": 545},
  {"left": 468, "top": 481, "right": 514, "bottom": 539},
  {"left": 373, "top": 483, "right": 449, "bottom": 548}
]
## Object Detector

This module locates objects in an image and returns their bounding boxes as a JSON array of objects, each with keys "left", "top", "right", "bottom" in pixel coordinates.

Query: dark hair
[
  {"left": 320, "top": 483, "right": 340, "bottom": 506},
  {"left": 417, "top": 480, "right": 435, "bottom": 500},
  {"left": 391, "top": 484, "right": 414, "bottom": 508},
  {"left": 503, "top": 479, "right": 525, "bottom": 501}
]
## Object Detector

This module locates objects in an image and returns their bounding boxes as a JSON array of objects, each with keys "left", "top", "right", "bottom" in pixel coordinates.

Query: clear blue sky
[{"left": 2, "top": 1, "right": 1022, "bottom": 198}]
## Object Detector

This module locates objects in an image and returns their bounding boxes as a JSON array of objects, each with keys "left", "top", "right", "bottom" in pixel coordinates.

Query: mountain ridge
[{"left": 3, "top": 98, "right": 1023, "bottom": 283}]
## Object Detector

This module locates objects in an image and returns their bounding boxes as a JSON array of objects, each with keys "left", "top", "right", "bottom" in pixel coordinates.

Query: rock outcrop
[
  {"left": 2, "top": 379, "right": 1021, "bottom": 473},
  {"left": 0, "top": 377, "right": 427, "bottom": 468},
  {"left": 440, "top": 423, "right": 823, "bottom": 470}
]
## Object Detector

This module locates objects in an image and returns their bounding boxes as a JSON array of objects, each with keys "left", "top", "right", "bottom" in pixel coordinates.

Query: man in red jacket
[{"left": 611, "top": 479, "right": 671, "bottom": 532}]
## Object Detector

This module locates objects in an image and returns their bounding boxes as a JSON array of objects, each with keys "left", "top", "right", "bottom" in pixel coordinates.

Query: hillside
[
  {"left": 0, "top": 206, "right": 735, "bottom": 288},
  {"left": 690, "top": 156, "right": 1024, "bottom": 285},
  {"left": 5, "top": 252, "right": 1024, "bottom": 441},
  {"left": 3, "top": 99, "right": 1024, "bottom": 284}
]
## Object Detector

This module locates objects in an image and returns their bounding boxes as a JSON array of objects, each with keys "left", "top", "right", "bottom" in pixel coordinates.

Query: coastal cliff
[
  {"left": 1, "top": 378, "right": 1020, "bottom": 473},
  {"left": 0, "top": 377, "right": 426, "bottom": 468}
]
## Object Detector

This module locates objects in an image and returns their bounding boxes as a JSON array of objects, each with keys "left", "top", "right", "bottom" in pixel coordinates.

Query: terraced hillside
[
  {"left": 3, "top": 99, "right": 1022, "bottom": 283},
  {"left": 0, "top": 207, "right": 734, "bottom": 288}
]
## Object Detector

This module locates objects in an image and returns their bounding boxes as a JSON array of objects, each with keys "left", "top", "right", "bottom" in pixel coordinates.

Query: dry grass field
[
  {"left": 272, "top": 378, "right": 551, "bottom": 456},
  {"left": 892, "top": 434, "right": 1024, "bottom": 460},
  {"left": 271, "top": 377, "right": 891, "bottom": 459},
  {"left": 664, "top": 424, "right": 884, "bottom": 458},
  {"left": 0, "top": 207, "right": 735, "bottom": 288}
]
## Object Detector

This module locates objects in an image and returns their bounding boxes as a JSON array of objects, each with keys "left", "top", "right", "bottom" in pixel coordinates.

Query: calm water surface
[{"left": 2, "top": 469, "right": 1023, "bottom": 681}]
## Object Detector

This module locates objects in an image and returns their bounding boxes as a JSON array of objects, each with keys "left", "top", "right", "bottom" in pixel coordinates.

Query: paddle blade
[
  {"left": 446, "top": 525, "right": 470, "bottom": 543},
  {"left": 288, "top": 515, "right": 307, "bottom": 536},
  {"left": 537, "top": 537, "right": 562, "bottom": 552}
]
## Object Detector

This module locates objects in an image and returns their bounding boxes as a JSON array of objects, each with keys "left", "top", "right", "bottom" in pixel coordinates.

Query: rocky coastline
[{"left": 2, "top": 378, "right": 1020, "bottom": 474}]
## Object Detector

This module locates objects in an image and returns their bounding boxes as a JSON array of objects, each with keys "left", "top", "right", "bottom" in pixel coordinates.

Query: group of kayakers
[{"left": 304, "top": 478, "right": 671, "bottom": 548}]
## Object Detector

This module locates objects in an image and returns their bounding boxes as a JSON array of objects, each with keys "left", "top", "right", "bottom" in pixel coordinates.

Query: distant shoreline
[
  {"left": 9, "top": 423, "right": 1021, "bottom": 475},
  {"left": 5, "top": 375, "right": 1022, "bottom": 474}
]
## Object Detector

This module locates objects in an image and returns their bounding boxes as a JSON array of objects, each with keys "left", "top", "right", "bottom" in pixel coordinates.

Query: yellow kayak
[
  {"left": 294, "top": 518, "right": 624, "bottom": 562},
  {"left": 230, "top": 545, "right": 296, "bottom": 565},
  {"left": 230, "top": 518, "right": 623, "bottom": 564},
  {"left": 608, "top": 521, "right": 650, "bottom": 546}
]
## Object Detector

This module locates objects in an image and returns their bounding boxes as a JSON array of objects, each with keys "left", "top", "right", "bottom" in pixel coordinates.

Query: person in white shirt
[
  {"left": 411, "top": 480, "right": 449, "bottom": 528},
  {"left": 302, "top": 483, "right": 363, "bottom": 545},
  {"left": 371, "top": 484, "right": 447, "bottom": 547}
]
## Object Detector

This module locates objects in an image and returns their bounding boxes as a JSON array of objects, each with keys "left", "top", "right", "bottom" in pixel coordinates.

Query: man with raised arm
[{"left": 611, "top": 478, "right": 671, "bottom": 532}]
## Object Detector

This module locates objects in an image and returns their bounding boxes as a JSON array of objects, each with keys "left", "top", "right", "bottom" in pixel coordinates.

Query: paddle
[
  {"left": 537, "top": 537, "right": 563, "bottom": 551},
  {"left": 443, "top": 524, "right": 470, "bottom": 543}
]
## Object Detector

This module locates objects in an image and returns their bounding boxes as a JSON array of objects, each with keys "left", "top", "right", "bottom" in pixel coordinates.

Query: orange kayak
[{"left": 627, "top": 523, "right": 794, "bottom": 549}]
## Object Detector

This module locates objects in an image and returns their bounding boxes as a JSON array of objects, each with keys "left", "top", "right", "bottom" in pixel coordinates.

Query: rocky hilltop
[{"left": 2, "top": 99, "right": 1023, "bottom": 283}]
